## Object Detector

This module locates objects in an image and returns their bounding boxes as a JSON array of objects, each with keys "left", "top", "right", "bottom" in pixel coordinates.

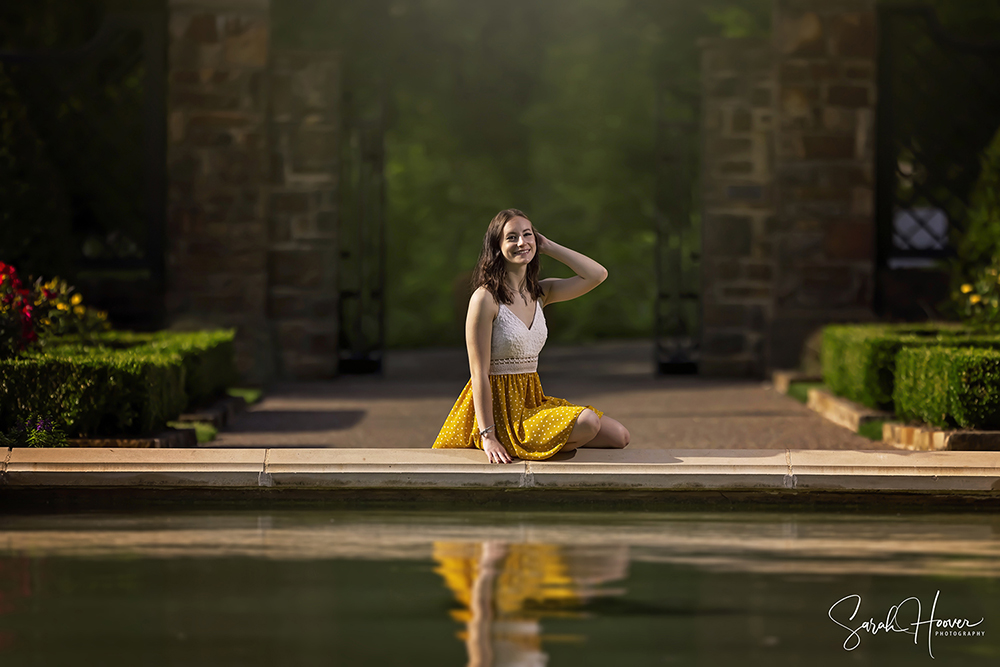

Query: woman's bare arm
[
  {"left": 467, "top": 288, "right": 513, "bottom": 464},
  {"left": 535, "top": 231, "right": 608, "bottom": 306}
]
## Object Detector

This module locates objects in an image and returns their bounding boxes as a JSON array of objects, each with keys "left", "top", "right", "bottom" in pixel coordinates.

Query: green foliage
[
  {"left": 275, "top": 0, "right": 771, "bottom": 348},
  {"left": 786, "top": 381, "right": 823, "bottom": 405},
  {"left": 0, "top": 330, "right": 236, "bottom": 438},
  {"left": 895, "top": 346, "right": 1000, "bottom": 430},
  {"left": 857, "top": 420, "right": 885, "bottom": 442},
  {"left": 0, "top": 416, "right": 68, "bottom": 448},
  {"left": 821, "top": 322, "right": 1000, "bottom": 411},
  {"left": 951, "top": 128, "right": 1000, "bottom": 322},
  {"left": 954, "top": 256, "right": 1000, "bottom": 326}
]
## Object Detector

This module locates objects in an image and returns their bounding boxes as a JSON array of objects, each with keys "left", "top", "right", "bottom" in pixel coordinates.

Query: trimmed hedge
[
  {"left": 822, "top": 323, "right": 1000, "bottom": 410},
  {"left": 40, "top": 330, "right": 236, "bottom": 410},
  {"left": 895, "top": 347, "right": 1000, "bottom": 429},
  {"left": 0, "top": 329, "right": 235, "bottom": 437}
]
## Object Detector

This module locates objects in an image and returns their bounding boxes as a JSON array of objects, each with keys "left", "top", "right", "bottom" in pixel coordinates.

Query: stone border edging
[
  {"left": 1, "top": 447, "right": 997, "bottom": 494},
  {"left": 806, "top": 387, "right": 890, "bottom": 432}
]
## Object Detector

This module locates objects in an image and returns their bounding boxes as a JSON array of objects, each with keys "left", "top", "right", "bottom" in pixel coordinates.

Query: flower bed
[{"left": 1, "top": 261, "right": 237, "bottom": 443}]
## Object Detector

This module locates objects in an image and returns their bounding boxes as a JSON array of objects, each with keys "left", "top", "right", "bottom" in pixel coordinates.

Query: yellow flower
[
  {"left": 970, "top": 294, "right": 982, "bottom": 304},
  {"left": 97, "top": 311, "right": 107, "bottom": 320},
  {"left": 961, "top": 284, "right": 974, "bottom": 293},
  {"left": 73, "top": 305, "right": 85, "bottom": 316},
  {"left": 42, "top": 318, "right": 51, "bottom": 326},
  {"left": 56, "top": 302, "right": 68, "bottom": 310},
  {"left": 71, "top": 294, "right": 82, "bottom": 305}
]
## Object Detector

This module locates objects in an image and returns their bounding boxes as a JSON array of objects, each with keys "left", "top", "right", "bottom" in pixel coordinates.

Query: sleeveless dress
[{"left": 432, "top": 298, "right": 603, "bottom": 460}]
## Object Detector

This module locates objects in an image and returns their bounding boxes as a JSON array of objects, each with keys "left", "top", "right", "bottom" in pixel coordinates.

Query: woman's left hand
[{"left": 534, "top": 230, "right": 552, "bottom": 255}]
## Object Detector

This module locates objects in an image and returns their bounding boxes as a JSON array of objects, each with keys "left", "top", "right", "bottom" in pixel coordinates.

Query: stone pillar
[
  {"left": 769, "top": 0, "right": 877, "bottom": 369},
  {"left": 700, "top": 38, "right": 777, "bottom": 377},
  {"left": 166, "top": 0, "right": 273, "bottom": 383},
  {"left": 266, "top": 50, "right": 340, "bottom": 379}
]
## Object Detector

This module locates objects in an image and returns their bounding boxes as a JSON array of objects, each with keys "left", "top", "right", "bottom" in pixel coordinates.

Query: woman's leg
[
  {"left": 582, "top": 415, "right": 630, "bottom": 449},
  {"left": 561, "top": 409, "right": 629, "bottom": 452},
  {"left": 560, "top": 409, "right": 601, "bottom": 452}
]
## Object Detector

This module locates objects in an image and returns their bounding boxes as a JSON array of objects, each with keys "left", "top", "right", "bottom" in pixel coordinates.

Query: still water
[{"left": 1, "top": 509, "right": 998, "bottom": 666}]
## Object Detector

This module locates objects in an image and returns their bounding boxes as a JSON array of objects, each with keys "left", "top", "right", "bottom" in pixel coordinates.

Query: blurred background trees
[{"left": 275, "top": 0, "right": 770, "bottom": 347}]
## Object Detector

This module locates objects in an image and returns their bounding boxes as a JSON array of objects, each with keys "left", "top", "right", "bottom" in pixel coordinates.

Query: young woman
[{"left": 433, "top": 208, "right": 630, "bottom": 464}]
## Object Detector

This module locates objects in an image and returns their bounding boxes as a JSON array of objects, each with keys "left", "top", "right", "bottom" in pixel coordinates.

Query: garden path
[{"left": 210, "top": 340, "right": 885, "bottom": 450}]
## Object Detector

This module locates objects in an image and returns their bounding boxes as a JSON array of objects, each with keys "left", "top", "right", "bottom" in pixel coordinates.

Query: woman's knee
[{"left": 575, "top": 409, "right": 600, "bottom": 439}]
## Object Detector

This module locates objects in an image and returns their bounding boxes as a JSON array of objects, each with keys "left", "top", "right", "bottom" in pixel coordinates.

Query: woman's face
[{"left": 499, "top": 217, "right": 535, "bottom": 267}]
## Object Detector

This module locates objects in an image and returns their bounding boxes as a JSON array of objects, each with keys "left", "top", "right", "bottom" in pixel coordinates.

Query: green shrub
[
  {"left": 39, "top": 329, "right": 236, "bottom": 409},
  {"left": 895, "top": 347, "right": 1000, "bottom": 429},
  {"left": 822, "top": 323, "right": 1000, "bottom": 411},
  {"left": 0, "top": 329, "right": 236, "bottom": 438}
]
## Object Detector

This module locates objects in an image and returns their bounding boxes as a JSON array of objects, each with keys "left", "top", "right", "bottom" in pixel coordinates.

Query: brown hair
[{"left": 470, "top": 208, "right": 544, "bottom": 306}]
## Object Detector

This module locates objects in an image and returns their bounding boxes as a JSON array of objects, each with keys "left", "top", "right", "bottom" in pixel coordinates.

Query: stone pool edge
[{"left": 2, "top": 447, "right": 999, "bottom": 498}]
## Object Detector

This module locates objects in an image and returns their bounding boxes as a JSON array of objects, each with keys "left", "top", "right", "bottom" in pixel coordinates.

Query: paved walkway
[{"left": 213, "top": 340, "right": 882, "bottom": 450}]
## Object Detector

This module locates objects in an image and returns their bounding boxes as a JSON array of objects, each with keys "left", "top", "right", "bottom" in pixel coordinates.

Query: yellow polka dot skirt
[{"left": 432, "top": 372, "right": 603, "bottom": 460}]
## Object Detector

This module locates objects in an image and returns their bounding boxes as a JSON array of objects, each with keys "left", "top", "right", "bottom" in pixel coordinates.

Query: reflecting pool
[{"left": 1, "top": 509, "right": 998, "bottom": 665}]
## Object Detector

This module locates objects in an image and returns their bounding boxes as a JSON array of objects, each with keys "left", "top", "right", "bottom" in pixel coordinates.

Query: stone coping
[{"left": 2, "top": 447, "right": 998, "bottom": 494}]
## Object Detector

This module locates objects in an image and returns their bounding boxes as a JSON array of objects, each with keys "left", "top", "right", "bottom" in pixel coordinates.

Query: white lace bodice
[{"left": 490, "top": 300, "right": 547, "bottom": 375}]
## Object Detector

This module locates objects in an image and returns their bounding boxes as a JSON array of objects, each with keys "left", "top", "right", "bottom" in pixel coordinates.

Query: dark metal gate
[
  {"left": 653, "top": 89, "right": 701, "bottom": 374},
  {"left": 337, "top": 90, "right": 387, "bottom": 374},
  {"left": 876, "top": 6, "right": 1000, "bottom": 318},
  {"left": 0, "top": 11, "right": 166, "bottom": 328}
]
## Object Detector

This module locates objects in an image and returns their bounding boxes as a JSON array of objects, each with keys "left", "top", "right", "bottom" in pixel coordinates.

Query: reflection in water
[
  {"left": 0, "top": 511, "right": 999, "bottom": 665},
  {"left": 434, "top": 542, "right": 629, "bottom": 667}
]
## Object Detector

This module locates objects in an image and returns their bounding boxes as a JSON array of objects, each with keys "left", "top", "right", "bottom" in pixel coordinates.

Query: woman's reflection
[{"left": 433, "top": 541, "right": 629, "bottom": 667}]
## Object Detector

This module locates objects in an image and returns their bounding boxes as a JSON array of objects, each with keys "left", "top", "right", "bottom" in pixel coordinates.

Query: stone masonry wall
[
  {"left": 166, "top": 0, "right": 273, "bottom": 383},
  {"left": 699, "top": 38, "right": 777, "bottom": 377},
  {"left": 266, "top": 50, "right": 340, "bottom": 379},
  {"left": 768, "top": 0, "right": 878, "bottom": 369}
]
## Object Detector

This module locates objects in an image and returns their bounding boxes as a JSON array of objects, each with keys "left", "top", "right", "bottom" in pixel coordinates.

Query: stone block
[
  {"left": 704, "top": 332, "right": 746, "bottom": 356},
  {"left": 850, "top": 186, "right": 873, "bottom": 217},
  {"left": 704, "top": 215, "right": 752, "bottom": 257},
  {"left": 722, "top": 286, "right": 771, "bottom": 301},
  {"left": 802, "top": 135, "right": 855, "bottom": 160},
  {"left": 844, "top": 63, "right": 874, "bottom": 80},
  {"left": 269, "top": 249, "right": 324, "bottom": 288},
  {"left": 809, "top": 63, "right": 840, "bottom": 80},
  {"left": 275, "top": 320, "right": 309, "bottom": 352},
  {"left": 291, "top": 127, "right": 337, "bottom": 173},
  {"left": 711, "top": 137, "right": 753, "bottom": 158},
  {"left": 821, "top": 107, "right": 858, "bottom": 133},
  {"left": 827, "top": 85, "right": 870, "bottom": 108},
  {"left": 188, "top": 111, "right": 251, "bottom": 128},
  {"left": 720, "top": 161, "right": 754, "bottom": 175},
  {"left": 307, "top": 330, "right": 339, "bottom": 356},
  {"left": 223, "top": 20, "right": 268, "bottom": 67},
  {"left": 702, "top": 304, "right": 749, "bottom": 328},
  {"left": 828, "top": 13, "right": 875, "bottom": 59},
  {"left": 744, "top": 263, "right": 774, "bottom": 282},
  {"left": 824, "top": 220, "right": 873, "bottom": 260},
  {"left": 270, "top": 191, "right": 311, "bottom": 214},
  {"left": 3, "top": 448, "right": 265, "bottom": 487},
  {"left": 780, "top": 62, "right": 811, "bottom": 84},
  {"left": 781, "top": 87, "right": 818, "bottom": 117},
  {"left": 317, "top": 209, "right": 337, "bottom": 235},
  {"left": 731, "top": 108, "right": 753, "bottom": 133},
  {"left": 778, "top": 12, "right": 825, "bottom": 56},
  {"left": 751, "top": 87, "right": 772, "bottom": 108},
  {"left": 185, "top": 14, "right": 219, "bottom": 43}
]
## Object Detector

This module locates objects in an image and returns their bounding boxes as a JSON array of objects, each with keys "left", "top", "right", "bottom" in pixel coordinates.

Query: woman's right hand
[{"left": 482, "top": 432, "right": 514, "bottom": 464}]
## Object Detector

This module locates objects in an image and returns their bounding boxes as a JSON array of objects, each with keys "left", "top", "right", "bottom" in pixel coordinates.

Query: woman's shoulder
[{"left": 470, "top": 285, "right": 500, "bottom": 315}]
